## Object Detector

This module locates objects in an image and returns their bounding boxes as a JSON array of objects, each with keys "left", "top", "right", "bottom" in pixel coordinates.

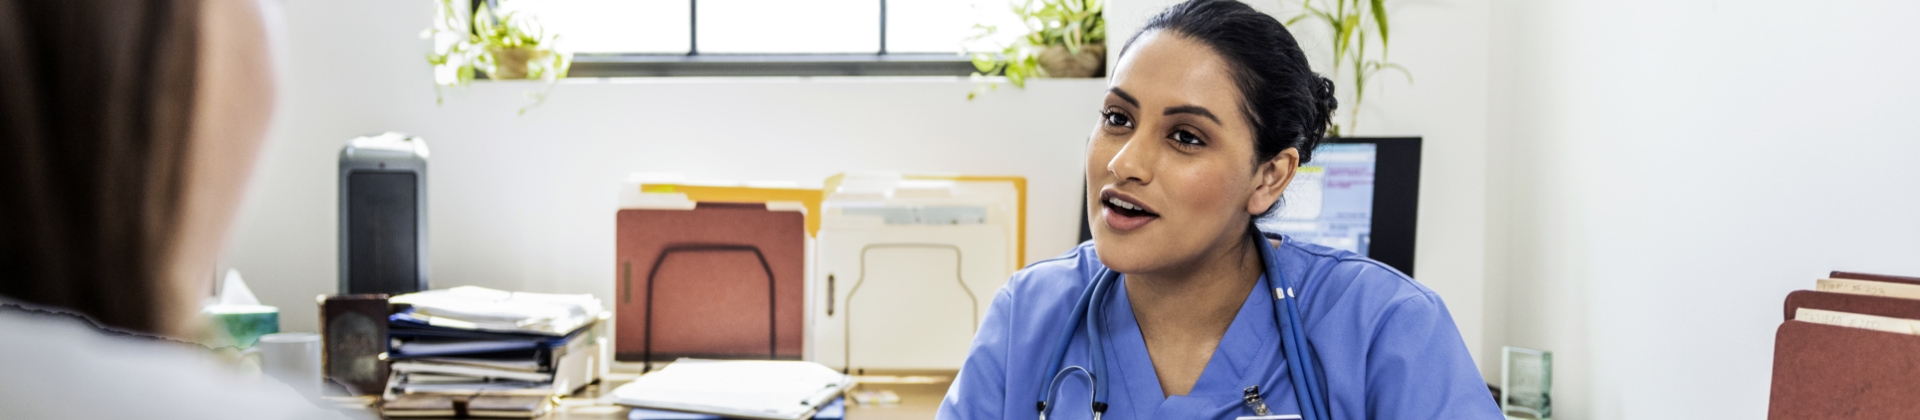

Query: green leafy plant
[
  {"left": 1286, "top": 0, "right": 1410, "bottom": 136},
  {"left": 423, "top": 0, "right": 570, "bottom": 114},
  {"left": 967, "top": 0, "right": 1106, "bottom": 100}
]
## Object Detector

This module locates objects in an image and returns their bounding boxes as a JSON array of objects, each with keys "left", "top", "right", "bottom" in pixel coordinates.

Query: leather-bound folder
[
  {"left": 1783, "top": 271, "right": 1920, "bottom": 320},
  {"left": 1770, "top": 271, "right": 1920, "bottom": 419},
  {"left": 1781, "top": 290, "right": 1920, "bottom": 321},
  {"left": 1769, "top": 321, "right": 1920, "bottom": 418}
]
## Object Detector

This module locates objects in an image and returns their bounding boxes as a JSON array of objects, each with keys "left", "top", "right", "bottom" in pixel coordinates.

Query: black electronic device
[{"left": 339, "top": 132, "right": 430, "bottom": 295}]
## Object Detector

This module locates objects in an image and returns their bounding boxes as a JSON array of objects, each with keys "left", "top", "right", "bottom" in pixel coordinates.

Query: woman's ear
[{"left": 1247, "top": 148, "right": 1300, "bottom": 215}]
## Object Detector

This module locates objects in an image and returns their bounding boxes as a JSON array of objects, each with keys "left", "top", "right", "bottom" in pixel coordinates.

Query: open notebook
[{"left": 611, "top": 359, "right": 853, "bottom": 420}]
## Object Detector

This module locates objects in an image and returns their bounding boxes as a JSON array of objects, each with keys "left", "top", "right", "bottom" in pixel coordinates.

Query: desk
[{"left": 350, "top": 370, "right": 949, "bottom": 420}]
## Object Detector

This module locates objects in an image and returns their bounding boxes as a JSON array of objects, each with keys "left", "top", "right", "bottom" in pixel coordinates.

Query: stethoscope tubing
[
  {"left": 1259, "top": 232, "right": 1330, "bottom": 420},
  {"left": 1085, "top": 264, "right": 1112, "bottom": 406},
  {"left": 1037, "top": 269, "right": 1100, "bottom": 410},
  {"left": 1039, "top": 229, "right": 1329, "bottom": 420},
  {"left": 1039, "top": 268, "right": 1114, "bottom": 419}
]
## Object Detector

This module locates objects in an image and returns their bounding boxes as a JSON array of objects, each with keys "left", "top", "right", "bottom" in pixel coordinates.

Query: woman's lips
[
  {"left": 1103, "top": 206, "right": 1157, "bottom": 231},
  {"left": 1100, "top": 190, "right": 1159, "bottom": 232}
]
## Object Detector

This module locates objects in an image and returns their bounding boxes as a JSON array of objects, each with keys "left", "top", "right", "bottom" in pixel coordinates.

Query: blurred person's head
[
  {"left": 0, "top": 0, "right": 277, "bottom": 337},
  {"left": 1085, "top": 0, "right": 1335, "bottom": 275}
]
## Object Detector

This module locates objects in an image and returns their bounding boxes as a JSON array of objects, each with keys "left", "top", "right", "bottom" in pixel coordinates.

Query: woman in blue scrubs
[{"left": 939, "top": 1, "right": 1501, "bottom": 418}]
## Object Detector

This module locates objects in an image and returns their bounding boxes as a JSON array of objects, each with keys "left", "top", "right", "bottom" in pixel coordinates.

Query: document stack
[
  {"left": 1769, "top": 271, "right": 1920, "bottom": 419},
  {"left": 612, "top": 358, "right": 853, "bottom": 420},
  {"left": 382, "top": 287, "right": 610, "bottom": 401}
]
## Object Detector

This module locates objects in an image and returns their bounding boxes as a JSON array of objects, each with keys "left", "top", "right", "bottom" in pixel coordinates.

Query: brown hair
[{"left": 0, "top": 0, "right": 204, "bottom": 334}]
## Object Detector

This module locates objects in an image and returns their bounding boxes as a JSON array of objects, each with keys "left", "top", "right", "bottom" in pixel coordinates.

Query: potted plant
[
  {"left": 423, "top": 0, "right": 569, "bottom": 114},
  {"left": 475, "top": 13, "right": 557, "bottom": 80},
  {"left": 967, "top": 0, "right": 1106, "bottom": 99},
  {"left": 1285, "top": 0, "right": 1409, "bottom": 136}
]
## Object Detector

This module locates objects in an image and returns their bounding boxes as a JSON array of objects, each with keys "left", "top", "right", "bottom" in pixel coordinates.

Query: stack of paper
[
  {"left": 384, "top": 287, "right": 607, "bottom": 398},
  {"left": 391, "top": 286, "right": 601, "bottom": 335},
  {"left": 611, "top": 359, "right": 853, "bottom": 420},
  {"left": 628, "top": 398, "right": 845, "bottom": 420}
]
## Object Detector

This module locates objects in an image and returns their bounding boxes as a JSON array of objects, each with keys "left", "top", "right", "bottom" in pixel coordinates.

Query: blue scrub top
[{"left": 938, "top": 236, "right": 1502, "bottom": 419}]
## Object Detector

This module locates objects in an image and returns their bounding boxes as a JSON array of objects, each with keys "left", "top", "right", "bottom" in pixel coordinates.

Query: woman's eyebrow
[
  {"left": 1109, "top": 87, "right": 1140, "bottom": 107},
  {"left": 1164, "top": 105, "right": 1221, "bottom": 124}
]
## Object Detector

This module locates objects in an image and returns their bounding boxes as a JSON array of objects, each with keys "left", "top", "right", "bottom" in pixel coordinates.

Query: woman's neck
[
  {"left": 1124, "top": 231, "right": 1266, "bottom": 396},
  {"left": 1126, "top": 232, "right": 1264, "bottom": 310}
]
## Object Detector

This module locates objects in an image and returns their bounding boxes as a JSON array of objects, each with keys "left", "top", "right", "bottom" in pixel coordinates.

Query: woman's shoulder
[
  {"left": 1008, "top": 240, "right": 1101, "bottom": 287},
  {"left": 993, "top": 241, "right": 1102, "bottom": 311},
  {"left": 1279, "top": 239, "right": 1446, "bottom": 320},
  {"left": 1274, "top": 240, "right": 1499, "bottom": 418}
]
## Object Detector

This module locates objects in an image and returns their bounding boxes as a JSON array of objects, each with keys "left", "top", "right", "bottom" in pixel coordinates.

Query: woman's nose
[{"left": 1106, "top": 135, "right": 1153, "bottom": 185}]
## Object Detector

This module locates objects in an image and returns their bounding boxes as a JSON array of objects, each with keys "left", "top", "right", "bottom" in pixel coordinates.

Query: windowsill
[
  {"left": 523, "top": 75, "right": 1109, "bottom": 86},
  {"left": 565, "top": 53, "right": 981, "bottom": 78}
]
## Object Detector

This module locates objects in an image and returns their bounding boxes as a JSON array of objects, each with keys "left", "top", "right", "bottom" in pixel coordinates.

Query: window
[{"left": 497, "top": 0, "right": 1026, "bottom": 77}]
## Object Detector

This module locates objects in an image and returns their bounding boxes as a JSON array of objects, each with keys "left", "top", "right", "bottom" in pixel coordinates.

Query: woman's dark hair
[
  {"left": 1122, "top": 0, "right": 1337, "bottom": 167},
  {"left": 0, "top": 0, "right": 204, "bottom": 334}
]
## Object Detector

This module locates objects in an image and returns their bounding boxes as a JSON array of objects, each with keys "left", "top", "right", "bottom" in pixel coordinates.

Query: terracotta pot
[
  {"left": 487, "top": 46, "right": 551, "bottom": 79},
  {"left": 1037, "top": 43, "right": 1106, "bottom": 78}
]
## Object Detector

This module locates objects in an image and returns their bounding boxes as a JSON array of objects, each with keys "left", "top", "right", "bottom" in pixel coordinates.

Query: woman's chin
[{"left": 1091, "top": 236, "right": 1174, "bottom": 275}]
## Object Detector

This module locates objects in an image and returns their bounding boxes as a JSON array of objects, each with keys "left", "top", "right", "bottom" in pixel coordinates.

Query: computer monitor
[
  {"left": 1077, "top": 137, "right": 1421, "bottom": 276},
  {"left": 1258, "top": 137, "right": 1421, "bottom": 276}
]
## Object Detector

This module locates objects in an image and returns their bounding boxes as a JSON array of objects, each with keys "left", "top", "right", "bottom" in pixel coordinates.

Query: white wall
[
  {"left": 1490, "top": 0, "right": 1920, "bottom": 418},
  {"left": 229, "top": 0, "right": 1104, "bottom": 335}
]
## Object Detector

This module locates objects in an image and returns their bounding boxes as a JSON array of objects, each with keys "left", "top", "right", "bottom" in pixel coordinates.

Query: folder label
[
  {"left": 1815, "top": 278, "right": 1920, "bottom": 300},
  {"left": 1794, "top": 307, "right": 1920, "bottom": 335}
]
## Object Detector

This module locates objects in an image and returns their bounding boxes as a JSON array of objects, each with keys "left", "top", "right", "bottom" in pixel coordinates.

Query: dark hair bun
[
  {"left": 1122, "top": 0, "right": 1337, "bottom": 165},
  {"left": 1300, "top": 75, "right": 1338, "bottom": 161}
]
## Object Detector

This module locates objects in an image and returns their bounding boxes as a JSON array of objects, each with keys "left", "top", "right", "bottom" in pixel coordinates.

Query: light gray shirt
[{"left": 0, "top": 304, "right": 361, "bottom": 420}]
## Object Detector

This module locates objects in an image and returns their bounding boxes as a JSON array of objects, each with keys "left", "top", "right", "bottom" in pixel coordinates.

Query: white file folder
[{"left": 810, "top": 173, "right": 1022, "bottom": 372}]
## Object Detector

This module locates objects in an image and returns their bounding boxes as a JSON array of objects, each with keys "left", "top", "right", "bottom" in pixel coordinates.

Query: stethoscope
[{"left": 1037, "top": 228, "right": 1330, "bottom": 420}]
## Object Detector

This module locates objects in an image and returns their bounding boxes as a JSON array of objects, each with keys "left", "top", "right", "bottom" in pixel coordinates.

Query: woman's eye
[
  {"left": 1101, "top": 111, "right": 1133, "bottom": 128},
  {"left": 1170, "top": 129, "right": 1204, "bottom": 146}
]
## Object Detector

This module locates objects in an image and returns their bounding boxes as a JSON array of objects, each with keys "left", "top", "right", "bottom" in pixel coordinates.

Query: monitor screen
[{"left": 1260, "top": 143, "right": 1377, "bottom": 256}]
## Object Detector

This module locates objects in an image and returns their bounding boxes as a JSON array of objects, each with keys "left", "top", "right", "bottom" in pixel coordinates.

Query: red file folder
[
  {"left": 614, "top": 203, "right": 805, "bottom": 367},
  {"left": 1768, "top": 271, "right": 1920, "bottom": 419}
]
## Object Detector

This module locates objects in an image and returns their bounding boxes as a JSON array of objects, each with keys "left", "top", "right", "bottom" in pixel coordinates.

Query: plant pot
[
  {"left": 1038, "top": 43, "right": 1106, "bottom": 78},
  {"left": 487, "top": 46, "right": 552, "bottom": 80}
]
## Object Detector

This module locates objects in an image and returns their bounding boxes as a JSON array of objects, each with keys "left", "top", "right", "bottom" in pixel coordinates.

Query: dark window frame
[{"left": 473, "top": 0, "right": 977, "bottom": 78}]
